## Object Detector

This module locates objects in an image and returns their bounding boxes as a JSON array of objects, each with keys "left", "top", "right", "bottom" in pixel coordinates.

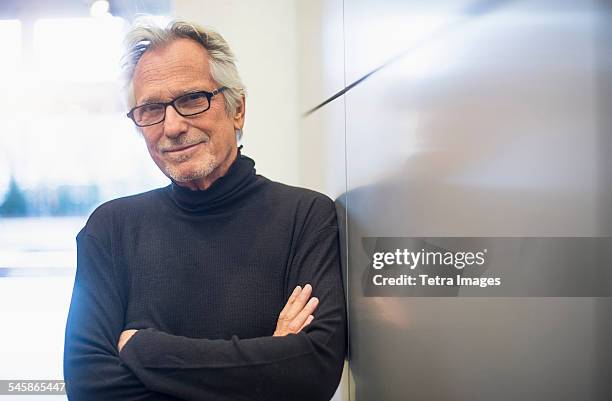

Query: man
[{"left": 63, "top": 19, "right": 346, "bottom": 401}]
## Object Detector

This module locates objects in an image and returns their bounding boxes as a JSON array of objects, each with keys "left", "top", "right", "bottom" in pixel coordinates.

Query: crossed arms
[
  {"left": 117, "top": 284, "right": 319, "bottom": 352},
  {"left": 63, "top": 224, "right": 346, "bottom": 401}
]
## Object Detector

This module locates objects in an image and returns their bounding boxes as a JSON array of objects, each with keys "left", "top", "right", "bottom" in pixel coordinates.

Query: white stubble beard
[
  {"left": 157, "top": 133, "right": 219, "bottom": 183},
  {"left": 164, "top": 147, "right": 218, "bottom": 183}
]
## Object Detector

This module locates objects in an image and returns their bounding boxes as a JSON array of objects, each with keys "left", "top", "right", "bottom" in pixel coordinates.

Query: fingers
[
  {"left": 274, "top": 284, "right": 319, "bottom": 336},
  {"left": 117, "top": 329, "right": 138, "bottom": 353},
  {"left": 299, "top": 314, "right": 315, "bottom": 332},
  {"left": 294, "top": 297, "right": 318, "bottom": 330},
  {"left": 278, "top": 284, "right": 311, "bottom": 322},
  {"left": 278, "top": 285, "right": 302, "bottom": 322},
  {"left": 286, "top": 284, "right": 313, "bottom": 320}
]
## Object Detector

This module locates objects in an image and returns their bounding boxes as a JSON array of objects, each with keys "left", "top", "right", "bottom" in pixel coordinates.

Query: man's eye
[
  {"left": 142, "top": 104, "right": 163, "bottom": 112},
  {"left": 177, "top": 93, "right": 209, "bottom": 109},
  {"left": 139, "top": 104, "right": 164, "bottom": 115},
  {"left": 185, "top": 93, "right": 205, "bottom": 101}
]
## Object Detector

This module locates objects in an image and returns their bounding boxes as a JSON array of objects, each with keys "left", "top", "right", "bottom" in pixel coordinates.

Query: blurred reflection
[{"left": 337, "top": 0, "right": 612, "bottom": 400}]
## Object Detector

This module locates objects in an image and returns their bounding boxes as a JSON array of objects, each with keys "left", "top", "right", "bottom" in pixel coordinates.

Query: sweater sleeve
[
  {"left": 118, "top": 200, "right": 347, "bottom": 401},
  {"left": 63, "top": 229, "right": 183, "bottom": 401}
]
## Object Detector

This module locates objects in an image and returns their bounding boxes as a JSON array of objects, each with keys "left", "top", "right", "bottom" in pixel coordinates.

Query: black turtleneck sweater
[{"left": 63, "top": 149, "right": 347, "bottom": 401}]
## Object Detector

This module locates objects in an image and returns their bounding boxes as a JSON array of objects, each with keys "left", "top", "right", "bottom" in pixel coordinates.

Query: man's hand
[
  {"left": 118, "top": 329, "right": 138, "bottom": 353},
  {"left": 274, "top": 284, "right": 319, "bottom": 336}
]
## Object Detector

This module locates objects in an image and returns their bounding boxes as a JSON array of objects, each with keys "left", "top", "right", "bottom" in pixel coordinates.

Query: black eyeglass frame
[{"left": 127, "top": 87, "right": 227, "bottom": 127}]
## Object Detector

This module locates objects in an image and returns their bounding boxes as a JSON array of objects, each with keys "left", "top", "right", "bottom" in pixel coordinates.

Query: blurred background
[{"left": 0, "top": 0, "right": 611, "bottom": 400}]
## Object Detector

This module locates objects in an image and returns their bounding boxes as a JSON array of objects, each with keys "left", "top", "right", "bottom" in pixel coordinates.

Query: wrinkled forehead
[{"left": 132, "top": 38, "right": 214, "bottom": 103}]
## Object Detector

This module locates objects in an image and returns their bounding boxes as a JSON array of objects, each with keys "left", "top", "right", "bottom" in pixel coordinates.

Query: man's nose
[{"left": 163, "top": 104, "right": 188, "bottom": 138}]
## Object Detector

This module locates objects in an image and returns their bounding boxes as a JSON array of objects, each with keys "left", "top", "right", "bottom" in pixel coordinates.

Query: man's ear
[{"left": 233, "top": 95, "right": 246, "bottom": 130}]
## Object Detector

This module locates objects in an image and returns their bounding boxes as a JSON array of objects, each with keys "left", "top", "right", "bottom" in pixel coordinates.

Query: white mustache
[{"left": 158, "top": 134, "right": 210, "bottom": 153}]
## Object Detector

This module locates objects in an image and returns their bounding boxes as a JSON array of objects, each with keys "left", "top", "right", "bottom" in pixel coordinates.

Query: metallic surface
[{"left": 312, "top": 0, "right": 612, "bottom": 399}]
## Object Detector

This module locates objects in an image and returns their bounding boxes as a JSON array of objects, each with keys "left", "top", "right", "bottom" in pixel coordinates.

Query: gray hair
[{"left": 122, "top": 18, "right": 246, "bottom": 137}]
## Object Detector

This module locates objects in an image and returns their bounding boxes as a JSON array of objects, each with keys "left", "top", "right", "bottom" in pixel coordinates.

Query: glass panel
[{"left": 340, "top": 0, "right": 612, "bottom": 400}]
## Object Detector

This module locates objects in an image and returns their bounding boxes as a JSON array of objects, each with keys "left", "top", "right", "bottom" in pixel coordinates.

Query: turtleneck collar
[{"left": 165, "top": 146, "right": 257, "bottom": 214}]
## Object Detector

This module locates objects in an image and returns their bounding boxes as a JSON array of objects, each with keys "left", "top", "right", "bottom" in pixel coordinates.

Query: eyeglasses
[{"left": 127, "top": 87, "right": 227, "bottom": 127}]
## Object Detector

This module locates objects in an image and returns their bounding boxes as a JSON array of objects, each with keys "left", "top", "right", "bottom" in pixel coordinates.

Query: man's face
[{"left": 132, "top": 38, "right": 245, "bottom": 188}]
